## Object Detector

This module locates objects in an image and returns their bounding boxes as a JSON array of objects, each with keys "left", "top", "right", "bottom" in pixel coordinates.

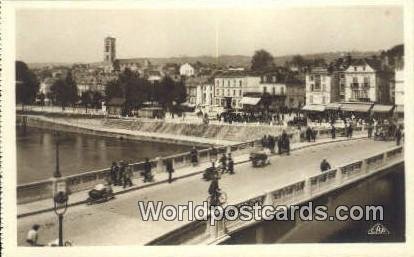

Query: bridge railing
[{"left": 146, "top": 145, "right": 403, "bottom": 245}]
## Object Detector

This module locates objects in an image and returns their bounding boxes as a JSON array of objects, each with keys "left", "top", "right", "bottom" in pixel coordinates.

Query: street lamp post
[
  {"left": 54, "top": 131, "right": 62, "bottom": 178},
  {"left": 52, "top": 130, "right": 68, "bottom": 246}
]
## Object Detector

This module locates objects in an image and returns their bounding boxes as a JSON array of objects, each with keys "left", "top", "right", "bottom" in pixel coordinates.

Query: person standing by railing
[
  {"left": 190, "top": 146, "right": 199, "bottom": 166},
  {"left": 123, "top": 161, "right": 134, "bottom": 188},
  {"left": 143, "top": 158, "right": 153, "bottom": 182},
  {"left": 110, "top": 161, "right": 119, "bottom": 186}
]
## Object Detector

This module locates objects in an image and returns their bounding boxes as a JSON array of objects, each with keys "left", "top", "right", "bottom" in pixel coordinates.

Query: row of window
[
  {"left": 215, "top": 89, "right": 242, "bottom": 97},
  {"left": 215, "top": 79, "right": 243, "bottom": 87},
  {"left": 263, "top": 86, "right": 285, "bottom": 95}
]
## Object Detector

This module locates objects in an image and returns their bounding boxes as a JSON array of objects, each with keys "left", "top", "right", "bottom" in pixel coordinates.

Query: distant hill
[{"left": 27, "top": 49, "right": 389, "bottom": 69}]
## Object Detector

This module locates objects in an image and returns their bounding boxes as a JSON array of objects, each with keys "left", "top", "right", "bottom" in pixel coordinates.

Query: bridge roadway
[{"left": 17, "top": 139, "right": 396, "bottom": 245}]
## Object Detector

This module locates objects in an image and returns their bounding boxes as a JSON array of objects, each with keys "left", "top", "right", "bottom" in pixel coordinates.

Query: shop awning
[
  {"left": 302, "top": 104, "right": 325, "bottom": 112},
  {"left": 395, "top": 105, "right": 404, "bottom": 113},
  {"left": 371, "top": 104, "right": 394, "bottom": 113},
  {"left": 325, "top": 102, "right": 342, "bottom": 111},
  {"left": 240, "top": 97, "right": 261, "bottom": 106},
  {"left": 340, "top": 103, "right": 373, "bottom": 112}
]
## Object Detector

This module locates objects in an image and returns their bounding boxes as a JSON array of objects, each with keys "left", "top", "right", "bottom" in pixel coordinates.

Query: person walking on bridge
[
  {"left": 190, "top": 146, "right": 199, "bottom": 166},
  {"left": 110, "top": 161, "right": 119, "bottom": 186},
  {"left": 166, "top": 159, "right": 174, "bottom": 183},
  {"left": 367, "top": 122, "right": 373, "bottom": 138},
  {"left": 26, "top": 224, "right": 43, "bottom": 246},
  {"left": 320, "top": 159, "right": 332, "bottom": 172},
  {"left": 123, "top": 161, "right": 133, "bottom": 188},
  {"left": 219, "top": 153, "right": 227, "bottom": 174},
  {"left": 143, "top": 158, "right": 153, "bottom": 183},
  {"left": 227, "top": 153, "right": 234, "bottom": 175},
  {"left": 395, "top": 125, "right": 403, "bottom": 146}
]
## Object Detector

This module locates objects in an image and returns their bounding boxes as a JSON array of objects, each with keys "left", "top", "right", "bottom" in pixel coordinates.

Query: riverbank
[
  {"left": 17, "top": 115, "right": 233, "bottom": 147},
  {"left": 17, "top": 113, "right": 299, "bottom": 145}
]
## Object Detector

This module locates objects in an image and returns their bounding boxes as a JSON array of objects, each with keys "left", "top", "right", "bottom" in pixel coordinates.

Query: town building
[
  {"left": 179, "top": 63, "right": 195, "bottom": 77},
  {"left": 394, "top": 68, "right": 404, "bottom": 116},
  {"left": 214, "top": 72, "right": 257, "bottom": 109},
  {"left": 304, "top": 67, "right": 340, "bottom": 108},
  {"left": 343, "top": 58, "right": 391, "bottom": 104}
]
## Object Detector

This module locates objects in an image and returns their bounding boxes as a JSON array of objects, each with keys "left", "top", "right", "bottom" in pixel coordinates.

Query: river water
[{"left": 16, "top": 127, "right": 194, "bottom": 184}]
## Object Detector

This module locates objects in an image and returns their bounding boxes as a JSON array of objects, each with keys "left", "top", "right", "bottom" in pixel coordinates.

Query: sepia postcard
[{"left": 1, "top": 0, "right": 413, "bottom": 257}]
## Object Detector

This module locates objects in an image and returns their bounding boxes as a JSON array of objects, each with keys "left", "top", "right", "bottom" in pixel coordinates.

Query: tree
[
  {"left": 251, "top": 49, "right": 275, "bottom": 71},
  {"left": 49, "top": 71, "right": 78, "bottom": 109},
  {"left": 16, "top": 61, "right": 40, "bottom": 106},
  {"left": 80, "top": 90, "right": 92, "bottom": 112},
  {"left": 291, "top": 55, "right": 305, "bottom": 67},
  {"left": 65, "top": 70, "right": 78, "bottom": 105}
]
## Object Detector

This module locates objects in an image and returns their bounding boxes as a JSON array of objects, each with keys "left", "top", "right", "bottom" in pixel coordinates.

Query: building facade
[
  {"left": 394, "top": 68, "right": 404, "bottom": 106},
  {"left": 214, "top": 74, "right": 255, "bottom": 109},
  {"left": 305, "top": 67, "right": 339, "bottom": 105},
  {"left": 344, "top": 59, "right": 391, "bottom": 104}
]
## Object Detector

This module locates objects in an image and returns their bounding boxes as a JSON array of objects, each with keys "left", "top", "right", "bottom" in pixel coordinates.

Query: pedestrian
[
  {"left": 166, "top": 159, "right": 174, "bottom": 183},
  {"left": 123, "top": 161, "right": 133, "bottom": 188},
  {"left": 118, "top": 161, "right": 125, "bottom": 186},
  {"left": 219, "top": 153, "right": 227, "bottom": 174},
  {"left": 306, "top": 126, "right": 312, "bottom": 142},
  {"left": 210, "top": 146, "right": 218, "bottom": 162},
  {"left": 227, "top": 153, "right": 234, "bottom": 175},
  {"left": 268, "top": 135, "right": 275, "bottom": 153},
  {"left": 143, "top": 158, "right": 152, "bottom": 182},
  {"left": 395, "top": 125, "right": 403, "bottom": 146},
  {"left": 311, "top": 128, "right": 316, "bottom": 142},
  {"left": 190, "top": 146, "right": 198, "bottom": 166},
  {"left": 368, "top": 122, "right": 373, "bottom": 138},
  {"left": 26, "top": 224, "right": 42, "bottom": 246},
  {"left": 331, "top": 125, "right": 336, "bottom": 139},
  {"left": 347, "top": 124, "right": 353, "bottom": 138},
  {"left": 208, "top": 173, "right": 221, "bottom": 206},
  {"left": 320, "top": 159, "right": 332, "bottom": 172},
  {"left": 109, "top": 161, "right": 118, "bottom": 185}
]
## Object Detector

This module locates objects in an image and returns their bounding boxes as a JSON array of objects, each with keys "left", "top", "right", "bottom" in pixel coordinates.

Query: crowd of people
[
  {"left": 260, "top": 130, "right": 291, "bottom": 155},
  {"left": 108, "top": 160, "right": 135, "bottom": 188}
]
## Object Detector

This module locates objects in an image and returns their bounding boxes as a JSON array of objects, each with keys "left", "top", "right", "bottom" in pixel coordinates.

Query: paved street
[{"left": 17, "top": 139, "right": 396, "bottom": 246}]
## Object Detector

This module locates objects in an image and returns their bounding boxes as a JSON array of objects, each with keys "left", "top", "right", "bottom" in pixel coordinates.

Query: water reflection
[{"left": 17, "top": 127, "right": 194, "bottom": 184}]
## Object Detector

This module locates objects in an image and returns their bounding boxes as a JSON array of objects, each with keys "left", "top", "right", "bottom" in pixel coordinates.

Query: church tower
[{"left": 104, "top": 37, "right": 116, "bottom": 63}]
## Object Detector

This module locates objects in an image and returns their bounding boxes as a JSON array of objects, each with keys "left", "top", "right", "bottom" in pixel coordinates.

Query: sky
[{"left": 15, "top": 6, "right": 403, "bottom": 63}]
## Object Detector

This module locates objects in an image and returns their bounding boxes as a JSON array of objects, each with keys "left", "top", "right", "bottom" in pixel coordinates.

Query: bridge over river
[{"left": 17, "top": 138, "right": 403, "bottom": 245}]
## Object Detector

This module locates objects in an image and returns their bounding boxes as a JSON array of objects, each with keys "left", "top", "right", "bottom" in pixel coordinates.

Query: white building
[
  {"left": 343, "top": 59, "right": 390, "bottom": 104},
  {"left": 214, "top": 74, "right": 258, "bottom": 109},
  {"left": 394, "top": 68, "right": 404, "bottom": 106},
  {"left": 179, "top": 63, "right": 195, "bottom": 77},
  {"left": 305, "top": 67, "right": 339, "bottom": 106},
  {"left": 196, "top": 83, "right": 214, "bottom": 106}
]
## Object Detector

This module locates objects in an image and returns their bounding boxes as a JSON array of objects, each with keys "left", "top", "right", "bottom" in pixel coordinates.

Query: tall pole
[
  {"left": 54, "top": 131, "right": 61, "bottom": 178},
  {"left": 58, "top": 214, "right": 63, "bottom": 246}
]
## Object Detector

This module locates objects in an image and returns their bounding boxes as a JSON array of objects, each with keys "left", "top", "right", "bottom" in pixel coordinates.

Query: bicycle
[{"left": 206, "top": 190, "right": 227, "bottom": 207}]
